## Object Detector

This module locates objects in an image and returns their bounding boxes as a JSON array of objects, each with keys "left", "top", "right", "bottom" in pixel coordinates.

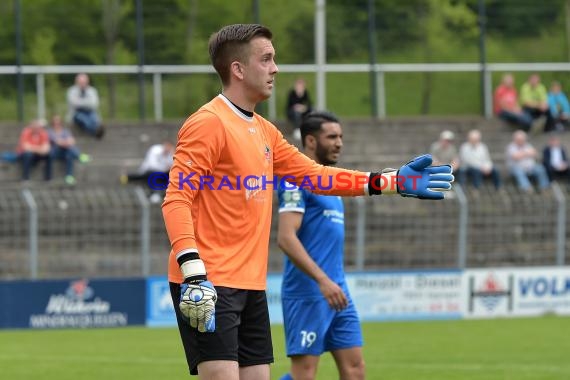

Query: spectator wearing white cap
[{"left": 430, "top": 130, "right": 460, "bottom": 172}]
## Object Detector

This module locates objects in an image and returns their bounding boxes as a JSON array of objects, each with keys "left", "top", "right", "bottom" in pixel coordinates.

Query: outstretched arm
[{"left": 271, "top": 127, "right": 453, "bottom": 199}]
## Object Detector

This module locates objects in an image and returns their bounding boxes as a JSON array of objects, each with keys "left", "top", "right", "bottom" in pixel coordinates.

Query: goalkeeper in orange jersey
[{"left": 162, "top": 23, "right": 454, "bottom": 380}]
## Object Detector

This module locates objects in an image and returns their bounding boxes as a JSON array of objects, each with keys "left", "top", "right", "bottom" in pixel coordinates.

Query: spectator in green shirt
[{"left": 520, "top": 73, "right": 554, "bottom": 133}]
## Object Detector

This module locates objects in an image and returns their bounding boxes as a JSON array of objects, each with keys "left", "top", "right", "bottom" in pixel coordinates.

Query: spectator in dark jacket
[
  {"left": 543, "top": 133, "right": 570, "bottom": 182},
  {"left": 286, "top": 78, "right": 312, "bottom": 139}
]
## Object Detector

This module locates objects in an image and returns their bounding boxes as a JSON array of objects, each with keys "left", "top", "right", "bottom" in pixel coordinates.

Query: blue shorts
[{"left": 282, "top": 296, "right": 363, "bottom": 356}]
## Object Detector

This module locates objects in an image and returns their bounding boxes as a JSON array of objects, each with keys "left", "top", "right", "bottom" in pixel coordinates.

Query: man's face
[
  {"left": 549, "top": 136, "right": 561, "bottom": 147},
  {"left": 76, "top": 74, "right": 89, "bottom": 89},
  {"left": 52, "top": 116, "right": 62, "bottom": 129},
  {"left": 163, "top": 142, "right": 174, "bottom": 154},
  {"left": 315, "top": 122, "right": 343, "bottom": 166},
  {"left": 241, "top": 37, "right": 278, "bottom": 102},
  {"left": 468, "top": 131, "right": 481, "bottom": 145},
  {"left": 295, "top": 79, "right": 306, "bottom": 93},
  {"left": 514, "top": 132, "right": 526, "bottom": 146}
]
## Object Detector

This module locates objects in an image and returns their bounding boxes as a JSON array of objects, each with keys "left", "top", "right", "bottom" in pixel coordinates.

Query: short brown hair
[{"left": 208, "top": 24, "right": 273, "bottom": 86}]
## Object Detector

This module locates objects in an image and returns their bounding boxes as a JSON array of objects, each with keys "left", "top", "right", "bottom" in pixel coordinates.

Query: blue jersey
[{"left": 278, "top": 184, "right": 346, "bottom": 298}]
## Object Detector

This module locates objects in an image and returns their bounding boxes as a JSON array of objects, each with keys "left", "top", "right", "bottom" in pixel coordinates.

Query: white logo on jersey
[{"left": 323, "top": 209, "right": 344, "bottom": 224}]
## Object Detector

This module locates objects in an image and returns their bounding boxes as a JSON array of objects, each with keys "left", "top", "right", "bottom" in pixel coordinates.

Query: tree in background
[
  {"left": 102, "top": 0, "right": 134, "bottom": 120},
  {"left": 419, "top": 0, "right": 478, "bottom": 114},
  {"left": 28, "top": 28, "right": 61, "bottom": 116},
  {"left": 1, "top": 0, "right": 570, "bottom": 120}
]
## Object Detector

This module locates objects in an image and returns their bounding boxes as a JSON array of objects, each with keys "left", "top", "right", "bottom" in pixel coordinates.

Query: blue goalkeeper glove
[
  {"left": 177, "top": 252, "right": 217, "bottom": 332},
  {"left": 397, "top": 154, "right": 454, "bottom": 199},
  {"left": 369, "top": 154, "right": 454, "bottom": 199}
]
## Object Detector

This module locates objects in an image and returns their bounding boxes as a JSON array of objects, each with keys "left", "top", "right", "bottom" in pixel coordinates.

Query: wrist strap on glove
[
  {"left": 177, "top": 250, "right": 207, "bottom": 284},
  {"left": 368, "top": 169, "right": 399, "bottom": 196}
]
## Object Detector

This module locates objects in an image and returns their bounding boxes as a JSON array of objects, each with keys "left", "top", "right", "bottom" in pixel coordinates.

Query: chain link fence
[{"left": 0, "top": 183, "right": 567, "bottom": 280}]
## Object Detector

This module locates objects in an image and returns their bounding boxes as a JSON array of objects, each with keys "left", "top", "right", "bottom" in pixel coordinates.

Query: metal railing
[
  {"left": 3, "top": 62, "right": 570, "bottom": 122},
  {"left": 0, "top": 184, "right": 567, "bottom": 280}
]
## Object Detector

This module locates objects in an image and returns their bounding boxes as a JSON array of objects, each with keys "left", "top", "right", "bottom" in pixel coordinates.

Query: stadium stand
[{"left": 1, "top": 117, "right": 569, "bottom": 280}]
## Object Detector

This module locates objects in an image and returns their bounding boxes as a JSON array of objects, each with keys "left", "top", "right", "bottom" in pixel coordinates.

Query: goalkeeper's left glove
[{"left": 369, "top": 154, "right": 454, "bottom": 199}]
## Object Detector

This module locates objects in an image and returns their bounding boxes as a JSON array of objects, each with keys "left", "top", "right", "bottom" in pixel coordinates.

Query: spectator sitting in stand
[
  {"left": 548, "top": 81, "right": 570, "bottom": 131},
  {"left": 66, "top": 73, "right": 105, "bottom": 139},
  {"left": 286, "top": 78, "right": 312, "bottom": 140},
  {"left": 17, "top": 119, "right": 52, "bottom": 182},
  {"left": 542, "top": 132, "right": 570, "bottom": 183},
  {"left": 493, "top": 73, "right": 533, "bottom": 132},
  {"left": 48, "top": 114, "right": 91, "bottom": 185},
  {"left": 520, "top": 73, "right": 553, "bottom": 133},
  {"left": 121, "top": 140, "right": 174, "bottom": 183},
  {"left": 430, "top": 130, "right": 460, "bottom": 172},
  {"left": 506, "top": 130, "right": 550, "bottom": 193},
  {"left": 458, "top": 129, "right": 502, "bottom": 191},
  {"left": 121, "top": 141, "right": 174, "bottom": 203}
]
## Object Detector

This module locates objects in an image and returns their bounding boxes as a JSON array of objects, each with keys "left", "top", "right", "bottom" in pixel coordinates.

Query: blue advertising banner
[
  {"left": 0, "top": 278, "right": 146, "bottom": 329},
  {"left": 145, "top": 275, "right": 284, "bottom": 327},
  {"left": 146, "top": 276, "right": 176, "bottom": 327},
  {"left": 266, "top": 274, "right": 283, "bottom": 324}
]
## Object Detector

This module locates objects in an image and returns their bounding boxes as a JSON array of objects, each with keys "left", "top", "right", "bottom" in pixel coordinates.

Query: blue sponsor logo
[
  {"left": 519, "top": 277, "right": 570, "bottom": 297},
  {"left": 146, "top": 277, "right": 176, "bottom": 327}
]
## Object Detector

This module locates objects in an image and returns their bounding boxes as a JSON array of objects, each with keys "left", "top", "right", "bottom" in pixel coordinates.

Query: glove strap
[
  {"left": 368, "top": 169, "right": 399, "bottom": 196},
  {"left": 177, "top": 250, "right": 207, "bottom": 284}
]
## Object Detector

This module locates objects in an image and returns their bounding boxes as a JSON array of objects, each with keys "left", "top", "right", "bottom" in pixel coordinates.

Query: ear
[
  {"left": 230, "top": 62, "right": 244, "bottom": 81},
  {"left": 305, "top": 134, "right": 316, "bottom": 150}
]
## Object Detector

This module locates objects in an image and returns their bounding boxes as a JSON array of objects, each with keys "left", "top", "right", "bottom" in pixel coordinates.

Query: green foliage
[
  {"left": 483, "top": 0, "right": 567, "bottom": 37},
  {"left": 1, "top": 0, "right": 569, "bottom": 120},
  {"left": 28, "top": 27, "right": 63, "bottom": 115}
]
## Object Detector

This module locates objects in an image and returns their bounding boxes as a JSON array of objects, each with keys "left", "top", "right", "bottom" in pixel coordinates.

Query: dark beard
[{"left": 316, "top": 144, "right": 337, "bottom": 166}]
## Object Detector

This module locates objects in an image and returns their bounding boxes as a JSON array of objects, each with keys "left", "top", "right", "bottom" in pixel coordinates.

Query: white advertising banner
[
  {"left": 464, "top": 267, "right": 570, "bottom": 318},
  {"left": 345, "top": 271, "right": 463, "bottom": 321}
]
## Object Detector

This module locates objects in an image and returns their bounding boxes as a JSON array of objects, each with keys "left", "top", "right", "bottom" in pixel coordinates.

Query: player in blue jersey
[{"left": 277, "top": 111, "right": 365, "bottom": 380}]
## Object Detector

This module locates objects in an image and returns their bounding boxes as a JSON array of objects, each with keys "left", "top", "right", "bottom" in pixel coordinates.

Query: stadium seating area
[
  {"left": 1, "top": 117, "right": 569, "bottom": 279},
  {"left": 0, "top": 116, "right": 559, "bottom": 182}
]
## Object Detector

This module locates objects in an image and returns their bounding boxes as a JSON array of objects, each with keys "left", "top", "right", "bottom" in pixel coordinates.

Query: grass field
[{"left": 1, "top": 317, "right": 569, "bottom": 380}]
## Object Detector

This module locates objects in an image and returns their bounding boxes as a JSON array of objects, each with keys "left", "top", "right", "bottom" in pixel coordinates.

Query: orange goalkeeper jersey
[{"left": 163, "top": 95, "right": 369, "bottom": 289}]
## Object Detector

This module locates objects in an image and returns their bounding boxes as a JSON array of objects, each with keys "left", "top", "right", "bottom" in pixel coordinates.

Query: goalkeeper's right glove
[{"left": 177, "top": 251, "right": 217, "bottom": 332}]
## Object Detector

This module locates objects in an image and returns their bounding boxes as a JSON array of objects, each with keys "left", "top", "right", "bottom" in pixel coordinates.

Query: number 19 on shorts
[{"left": 300, "top": 330, "right": 317, "bottom": 348}]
